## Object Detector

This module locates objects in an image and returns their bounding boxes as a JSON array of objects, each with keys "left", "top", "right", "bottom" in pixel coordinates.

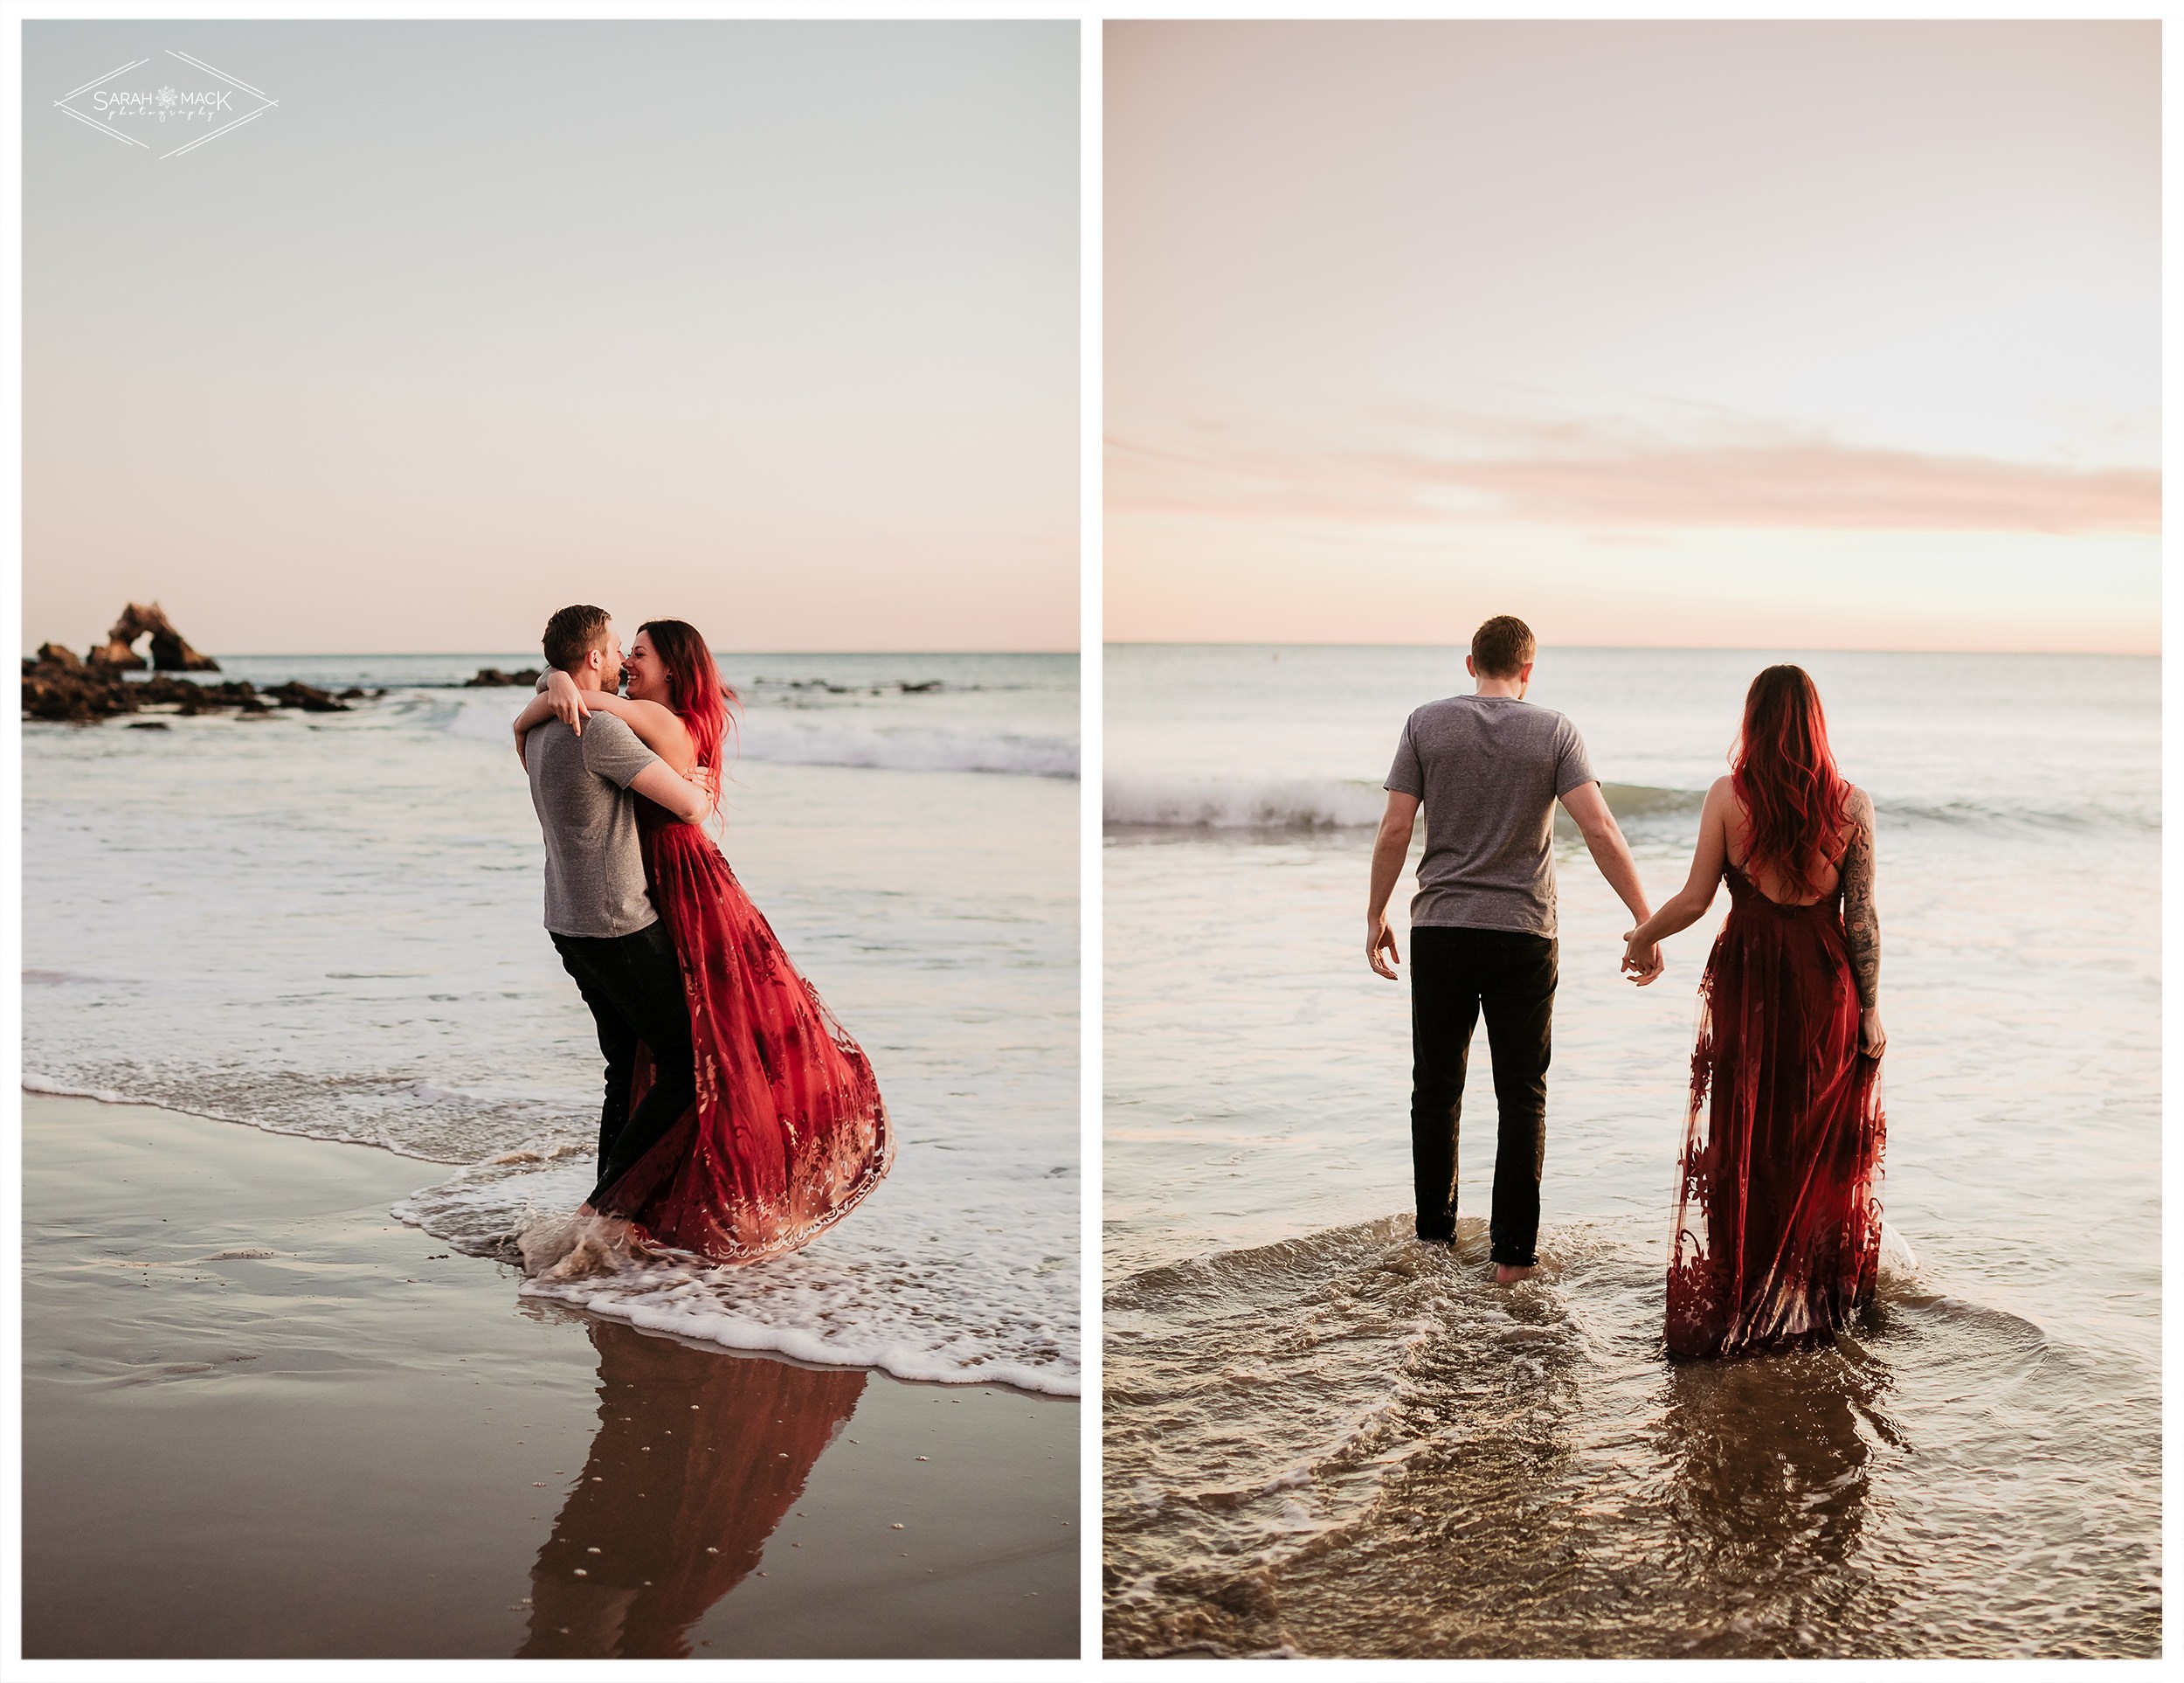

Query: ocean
[
  {"left": 1102, "top": 644, "right": 2158, "bottom": 1657},
  {"left": 23, "top": 651, "right": 1080, "bottom": 1396}
]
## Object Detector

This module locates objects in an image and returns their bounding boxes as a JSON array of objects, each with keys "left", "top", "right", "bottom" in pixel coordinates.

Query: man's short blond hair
[
  {"left": 542, "top": 605, "right": 612, "bottom": 674},
  {"left": 1470, "top": 615, "right": 1537, "bottom": 678}
]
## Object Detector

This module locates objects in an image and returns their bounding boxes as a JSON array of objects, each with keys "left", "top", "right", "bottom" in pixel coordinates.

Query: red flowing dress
[
  {"left": 1665, "top": 859, "right": 1886, "bottom": 1360},
  {"left": 601, "top": 800, "right": 893, "bottom": 1264}
]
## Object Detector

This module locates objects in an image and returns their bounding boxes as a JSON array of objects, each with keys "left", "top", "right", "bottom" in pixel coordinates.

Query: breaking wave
[
  {"left": 1103, "top": 777, "right": 2149, "bottom": 835},
  {"left": 434, "top": 689, "right": 1077, "bottom": 779},
  {"left": 1103, "top": 779, "right": 1700, "bottom": 832}
]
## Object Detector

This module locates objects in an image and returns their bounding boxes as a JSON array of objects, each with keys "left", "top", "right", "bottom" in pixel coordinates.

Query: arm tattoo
[{"left": 1840, "top": 789, "right": 1880, "bottom": 1008}]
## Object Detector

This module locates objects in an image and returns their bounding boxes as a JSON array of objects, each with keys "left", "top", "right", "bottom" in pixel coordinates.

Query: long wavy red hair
[
  {"left": 1730, "top": 664, "right": 1852, "bottom": 899},
  {"left": 637, "top": 618, "right": 736, "bottom": 804}
]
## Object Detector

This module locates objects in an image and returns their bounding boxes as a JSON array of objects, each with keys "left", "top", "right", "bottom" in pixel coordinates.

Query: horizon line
[
  {"left": 24, "top": 646, "right": 1085, "bottom": 660},
  {"left": 1102, "top": 640, "right": 2160, "bottom": 657}
]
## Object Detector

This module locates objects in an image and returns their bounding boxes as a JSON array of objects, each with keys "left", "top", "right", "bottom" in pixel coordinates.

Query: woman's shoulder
[
  {"left": 614, "top": 694, "right": 687, "bottom": 729},
  {"left": 1830, "top": 783, "right": 1872, "bottom": 862},
  {"left": 603, "top": 695, "right": 695, "bottom": 754}
]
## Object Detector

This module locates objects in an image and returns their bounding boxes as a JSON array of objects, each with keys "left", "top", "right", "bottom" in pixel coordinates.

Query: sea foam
[
  {"left": 397, "top": 1152, "right": 1081, "bottom": 1395},
  {"left": 25, "top": 652, "right": 1081, "bottom": 1399},
  {"left": 434, "top": 688, "right": 1079, "bottom": 779}
]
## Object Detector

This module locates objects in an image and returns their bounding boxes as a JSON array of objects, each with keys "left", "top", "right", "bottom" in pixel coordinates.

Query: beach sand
[{"left": 21, "top": 1094, "right": 1078, "bottom": 1659}]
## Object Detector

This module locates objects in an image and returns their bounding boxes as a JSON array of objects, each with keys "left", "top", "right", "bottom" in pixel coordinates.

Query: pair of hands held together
[
  {"left": 1366, "top": 917, "right": 1885, "bottom": 1057},
  {"left": 1621, "top": 928, "right": 1664, "bottom": 986}
]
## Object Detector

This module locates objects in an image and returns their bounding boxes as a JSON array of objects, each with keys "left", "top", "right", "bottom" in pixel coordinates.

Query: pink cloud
[{"left": 1109, "top": 412, "right": 2160, "bottom": 535}]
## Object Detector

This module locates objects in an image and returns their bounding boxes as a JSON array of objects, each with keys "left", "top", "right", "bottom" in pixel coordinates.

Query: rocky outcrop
[
  {"left": 19, "top": 606, "right": 387, "bottom": 723},
  {"left": 87, "top": 603, "right": 220, "bottom": 672},
  {"left": 86, "top": 628, "right": 144, "bottom": 670},
  {"left": 22, "top": 651, "right": 134, "bottom": 721},
  {"left": 464, "top": 667, "right": 543, "bottom": 688},
  {"left": 20, "top": 645, "right": 352, "bottom": 722},
  {"left": 266, "top": 681, "right": 348, "bottom": 713}
]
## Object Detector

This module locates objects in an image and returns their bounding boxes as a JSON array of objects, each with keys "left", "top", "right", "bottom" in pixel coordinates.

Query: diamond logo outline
[{"left": 54, "top": 49, "right": 278, "bottom": 159}]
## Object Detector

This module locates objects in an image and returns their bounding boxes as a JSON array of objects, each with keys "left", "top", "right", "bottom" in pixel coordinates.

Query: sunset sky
[
  {"left": 25, "top": 21, "right": 1077, "bottom": 654},
  {"left": 1106, "top": 21, "right": 2158, "bottom": 652}
]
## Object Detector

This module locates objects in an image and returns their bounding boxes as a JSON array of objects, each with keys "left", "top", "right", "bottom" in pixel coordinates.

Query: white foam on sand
[
  {"left": 397, "top": 1153, "right": 1081, "bottom": 1396},
  {"left": 23, "top": 1073, "right": 162, "bottom": 1107},
  {"left": 33, "top": 1073, "right": 1082, "bottom": 1397}
]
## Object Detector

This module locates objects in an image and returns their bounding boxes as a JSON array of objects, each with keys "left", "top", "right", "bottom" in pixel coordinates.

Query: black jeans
[
  {"left": 1410, "top": 925, "right": 1557, "bottom": 1267},
  {"left": 550, "top": 921, "right": 698, "bottom": 1211}
]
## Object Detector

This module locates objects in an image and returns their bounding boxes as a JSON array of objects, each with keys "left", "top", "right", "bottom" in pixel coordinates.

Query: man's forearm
[
  {"left": 1368, "top": 831, "right": 1408, "bottom": 923},
  {"left": 1583, "top": 826, "right": 1651, "bottom": 924}
]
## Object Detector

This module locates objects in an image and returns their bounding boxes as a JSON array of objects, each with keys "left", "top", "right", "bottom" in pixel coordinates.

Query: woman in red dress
[
  {"left": 515, "top": 620, "right": 892, "bottom": 1266},
  {"left": 1621, "top": 665, "right": 1886, "bottom": 1360}
]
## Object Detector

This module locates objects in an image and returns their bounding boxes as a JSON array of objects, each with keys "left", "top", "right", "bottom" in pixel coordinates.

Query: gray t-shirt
[
  {"left": 1384, "top": 694, "right": 1596, "bottom": 937},
  {"left": 525, "top": 711, "right": 661, "bottom": 938}
]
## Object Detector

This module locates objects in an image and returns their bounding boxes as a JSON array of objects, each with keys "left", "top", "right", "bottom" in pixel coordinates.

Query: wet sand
[{"left": 21, "top": 1094, "right": 1078, "bottom": 1659}]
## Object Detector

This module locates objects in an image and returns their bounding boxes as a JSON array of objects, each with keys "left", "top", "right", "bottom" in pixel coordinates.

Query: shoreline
[{"left": 22, "top": 1093, "right": 1077, "bottom": 1659}]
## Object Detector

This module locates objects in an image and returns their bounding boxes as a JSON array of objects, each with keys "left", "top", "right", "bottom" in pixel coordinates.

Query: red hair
[
  {"left": 636, "top": 619, "right": 736, "bottom": 804},
  {"left": 1730, "top": 664, "right": 1852, "bottom": 899}
]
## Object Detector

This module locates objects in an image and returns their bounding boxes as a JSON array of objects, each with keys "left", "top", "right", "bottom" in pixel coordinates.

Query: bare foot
[
  {"left": 515, "top": 1212, "right": 581, "bottom": 1278},
  {"left": 1494, "top": 1263, "right": 1538, "bottom": 1285},
  {"left": 549, "top": 1222, "right": 629, "bottom": 1281},
  {"left": 537, "top": 1211, "right": 660, "bottom": 1280}
]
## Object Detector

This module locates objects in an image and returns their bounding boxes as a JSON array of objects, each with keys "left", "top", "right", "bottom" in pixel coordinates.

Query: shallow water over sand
[
  {"left": 1102, "top": 647, "right": 2158, "bottom": 1658},
  {"left": 25, "top": 653, "right": 1080, "bottom": 1393},
  {"left": 1104, "top": 1215, "right": 2153, "bottom": 1659}
]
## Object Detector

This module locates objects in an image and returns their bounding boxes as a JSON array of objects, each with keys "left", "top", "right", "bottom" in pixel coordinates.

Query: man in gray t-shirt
[
  {"left": 519, "top": 605, "right": 714, "bottom": 1239},
  {"left": 1385, "top": 694, "right": 1595, "bottom": 938},
  {"left": 1366, "top": 615, "right": 1656, "bottom": 1283},
  {"left": 526, "top": 710, "right": 669, "bottom": 938}
]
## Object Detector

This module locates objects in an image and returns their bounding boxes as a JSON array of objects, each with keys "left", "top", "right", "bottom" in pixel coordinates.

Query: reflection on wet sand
[
  {"left": 1651, "top": 1334, "right": 1903, "bottom": 1652},
  {"left": 520, "top": 1316, "right": 865, "bottom": 1659}
]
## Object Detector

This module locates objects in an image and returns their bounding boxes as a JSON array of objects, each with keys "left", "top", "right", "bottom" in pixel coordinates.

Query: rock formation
[
  {"left": 464, "top": 667, "right": 543, "bottom": 688},
  {"left": 87, "top": 602, "right": 220, "bottom": 672},
  {"left": 19, "top": 606, "right": 379, "bottom": 723},
  {"left": 21, "top": 649, "right": 131, "bottom": 721},
  {"left": 266, "top": 681, "right": 348, "bottom": 713},
  {"left": 20, "top": 646, "right": 350, "bottom": 723}
]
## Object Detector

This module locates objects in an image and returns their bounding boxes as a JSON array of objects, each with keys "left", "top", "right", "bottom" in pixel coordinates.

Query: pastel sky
[
  {"left": 25, "top": 21, "right": 1077, "bottom": 654},
  {"left": 1106, "top": 21, "right": 2159, "bottom": 653}
]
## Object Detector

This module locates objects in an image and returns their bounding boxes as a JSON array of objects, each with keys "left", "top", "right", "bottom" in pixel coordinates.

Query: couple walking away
[
  {"left": 1366, "top": 615, "right": 1886, "bottom": 1361},
  {"left": 515, "top": 604, "right": 892, "bottom": 1278}
]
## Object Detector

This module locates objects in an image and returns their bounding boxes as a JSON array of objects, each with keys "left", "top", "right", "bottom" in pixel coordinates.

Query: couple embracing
[
  {"left": 515, "top": 604, "right": 892, "bottom": 1278},
  {"left": 1366, "top": 615, "right": 1887, "bottom": 1360}
]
